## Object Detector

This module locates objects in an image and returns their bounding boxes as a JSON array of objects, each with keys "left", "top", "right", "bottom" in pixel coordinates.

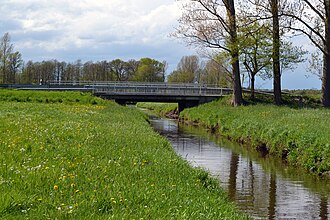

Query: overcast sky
[{"left": 0, "top": 0, "right": 321, "bottom": 89}]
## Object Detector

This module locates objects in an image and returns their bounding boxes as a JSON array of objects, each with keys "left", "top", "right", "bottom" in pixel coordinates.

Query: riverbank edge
[
  {"left": 139, "top": 101, "right": 330, "bottom": 178},
  {"left": 181, "top": 106, "right": 330, "bottom": 178}
]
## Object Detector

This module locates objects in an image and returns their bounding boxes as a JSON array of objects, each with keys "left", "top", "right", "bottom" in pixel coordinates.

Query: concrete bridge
[
  {"left": 10, "top": 81, "right": 232, "bottom": 112},
  {"left": 88, "top": 82, "right": 231, "bottom": 112}
]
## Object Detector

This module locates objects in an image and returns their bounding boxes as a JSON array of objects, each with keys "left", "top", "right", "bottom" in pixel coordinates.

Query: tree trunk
[
  {"left": 322, "top": 0, "right": 330, "bottom": 108},
  {"left": 225, "top": 0, "right": 243, "bottom": 106},
  {"left": 271, "top": 0, "right": 282, "bottom": 105},
  {"left": 251, "top": 74, "right": 255, "bottom": 100}
]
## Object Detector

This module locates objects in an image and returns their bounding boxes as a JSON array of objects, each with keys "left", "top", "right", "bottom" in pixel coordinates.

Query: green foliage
[
  {"left": 0, "top": 91, "right": 247, "bottom": 219},
  {"left": 180, "top": 97, "right": 330, "bottom": 176},
  {"left": 132, "top": 58, "right": 165, "bottom": 82},
  {"left": 167, "top": 70, "right": 195, "bottom": 83}
]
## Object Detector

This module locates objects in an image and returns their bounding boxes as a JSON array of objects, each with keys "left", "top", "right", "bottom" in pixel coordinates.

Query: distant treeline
[
  {"left": 19, "top": 58, "right": 167, "bottom": 84},
  {"left": 0, "top": 33, "right": 232, "bottom": 86},
  {"left": 2, "top": 57, "right": 167, "bottom": 84},
  {"left": 0, "top": 33, "right": 169, "bottom": 84}
]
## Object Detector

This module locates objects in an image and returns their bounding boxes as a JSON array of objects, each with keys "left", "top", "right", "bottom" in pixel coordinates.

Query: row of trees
[
  {"left": 174, "top": 0, "right": 330, "bottom": 108},
  {"left": 20, "top": 58, "right": 166, "bottom": 84},
  {"left": 167, "top": 55, "right": 231, "bottom": 87},
  {"left": 0, "top": 33, "right": 167, "bottom": 84}
]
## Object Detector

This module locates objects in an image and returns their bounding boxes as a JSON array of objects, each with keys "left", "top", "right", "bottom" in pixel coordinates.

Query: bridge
[{"left": 8, "top": 81, "right": 232, "bottom": 112}]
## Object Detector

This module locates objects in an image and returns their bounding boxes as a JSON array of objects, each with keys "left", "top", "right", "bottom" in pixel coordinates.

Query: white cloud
[
  {"left": 1, "top": 0, "right": 184, "bottom": 53},
  {"left": 0, "top": 0, "right": 319, "bottom": 88}
]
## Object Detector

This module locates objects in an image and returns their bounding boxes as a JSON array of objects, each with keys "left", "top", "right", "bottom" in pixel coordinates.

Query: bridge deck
[{"left": 13, "top": 81, "right": 233, "bottom": 111}]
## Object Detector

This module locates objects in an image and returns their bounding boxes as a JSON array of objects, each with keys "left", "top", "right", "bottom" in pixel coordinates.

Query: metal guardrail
[
  {"left": 2, "top": 81, "right": 299, "bottom": 98},
  {"left": 48, "top": 81, "right": 232, "bottom": 96}
]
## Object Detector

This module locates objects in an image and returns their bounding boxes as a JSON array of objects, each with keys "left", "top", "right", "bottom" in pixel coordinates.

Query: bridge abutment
[{"left": 178, "top": 101, "right": 199, "bottom": 113}]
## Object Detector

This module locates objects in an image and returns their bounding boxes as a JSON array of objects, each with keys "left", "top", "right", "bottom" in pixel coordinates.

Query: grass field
[{"left": 0, "top": 90, "right": 247, "bottom": 219}]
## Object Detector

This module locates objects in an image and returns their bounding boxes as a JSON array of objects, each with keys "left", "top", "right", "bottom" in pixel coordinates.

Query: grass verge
[{"left": 0, "top": 90, "right": 247, "bottom": 219}]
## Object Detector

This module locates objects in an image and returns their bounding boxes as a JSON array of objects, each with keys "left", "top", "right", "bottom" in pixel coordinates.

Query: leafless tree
[
  {"left": 174, "top": 0, "right": 243, "bottom": 106},
  {"left": 0, "top": 33, "right": 13, "bottom": 83},
  {"left": 281, "top": 0, "right": 330, "bottom": 107},
  {"left": 168, "top": 55, "right": 201, "bottom": 83}
]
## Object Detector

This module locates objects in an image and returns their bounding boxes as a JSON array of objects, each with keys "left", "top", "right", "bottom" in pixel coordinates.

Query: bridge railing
[
  {"left": 47, "top": 81, "right": 232, "bottom": 96},
  {"left": 92, "top": 85, "right": 229, "bottom": 96}
]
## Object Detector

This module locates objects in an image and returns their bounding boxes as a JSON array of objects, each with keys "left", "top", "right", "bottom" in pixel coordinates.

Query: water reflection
[{"left": 150, "top": 117, "right": 330, "bottom": 220}]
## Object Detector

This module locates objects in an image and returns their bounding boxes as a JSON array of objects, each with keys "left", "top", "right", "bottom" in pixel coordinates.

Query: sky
[{"left": 0, "top": 0, "right": 322, "bottom": 89}]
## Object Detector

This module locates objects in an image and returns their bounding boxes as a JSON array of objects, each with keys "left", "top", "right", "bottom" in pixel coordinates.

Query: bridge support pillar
[{"left": 178, "top": 101, "right": 199, "bottom": 113}]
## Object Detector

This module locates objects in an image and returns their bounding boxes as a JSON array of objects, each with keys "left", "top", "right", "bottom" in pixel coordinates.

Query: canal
[{"left": 149, "top": 115, "right": 330, "bottom": 219}]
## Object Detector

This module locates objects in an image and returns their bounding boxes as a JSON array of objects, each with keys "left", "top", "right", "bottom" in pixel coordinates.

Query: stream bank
[
  {"left": 148, "top": 115, "right": 330, "bottom": 219},
  {"left": 138, "top": 98, "right": 330, "bottom": 177}
]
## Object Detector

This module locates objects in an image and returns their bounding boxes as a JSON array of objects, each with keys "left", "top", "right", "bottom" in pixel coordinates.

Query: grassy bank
[
  {"left": 0, "top": 90, "right": 246, "bottom": 219},
  {"left": 137, "top": 102, "right": 178, "bottom": 117},
  {"left": 179, "top": 97, "right": 330, "bottom": 177}
]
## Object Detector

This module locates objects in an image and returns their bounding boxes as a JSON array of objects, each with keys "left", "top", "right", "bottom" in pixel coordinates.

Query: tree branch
[{"left": 302, "top": 0, "right": 325, "bottom": 20}]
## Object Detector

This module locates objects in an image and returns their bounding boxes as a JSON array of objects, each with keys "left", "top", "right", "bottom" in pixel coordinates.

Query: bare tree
[
  {"left": 202, "top": 56, "right": 231, "bottom": 86},
  {"left": 174, "top": 0, "right": 243, "bottom": 106},
  {"left": 282, "top": 0, "right": 330, "bottom": 107},
  {"left": 0, "top": 33, "right": 13, "bottom": 83},
  {"left": 8, "top": 51, "right": 23, "bottom": 83},
  {"left": 168, "top": 55, "right": 201, "bottom": 83},
  {"left": 178, "top": 56, "right": 200, "bottom": 77}
]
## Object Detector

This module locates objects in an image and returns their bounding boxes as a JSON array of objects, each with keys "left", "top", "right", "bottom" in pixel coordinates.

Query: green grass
[
  {"left": 0, "top": 90, "right": 247, "bottom": 219},
  {"left": 179, "top": 97, "right": 330, "bottom": 176},
  {"left": 0, "top": 89, "right": 103, "bottom": 105},
  {"left": 137, "top": 102, "right": 178, "bottom": 117}
]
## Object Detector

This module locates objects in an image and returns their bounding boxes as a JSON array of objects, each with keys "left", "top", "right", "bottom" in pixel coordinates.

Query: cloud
[
  {"left": 1, "top": 0, "right": 184, "bottom": 55},
  {"left": 0, "top": 0, "right": 318, "bottom": 89}
]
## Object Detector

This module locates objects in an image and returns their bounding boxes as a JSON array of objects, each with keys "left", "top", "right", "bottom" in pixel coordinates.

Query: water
[{"left": 149, "top": 116, "right": 330, "bottom": 220}]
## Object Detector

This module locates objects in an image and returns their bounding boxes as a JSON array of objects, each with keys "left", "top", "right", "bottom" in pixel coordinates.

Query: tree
[
  {"left": 241, "top": 0, "right": 300, "bottom": 104},
  {"left": 271, "top": 0, "right": 282, "bottom": 105},
  {"left": 239, "top": 20, "right": 273, "bottom": 99},
  {"left": 125, "top": 59, "right": 140, "bottom": 81},
  {"left": 133, "top": 58, "right": 165, "bottom": 82},
  {"left": 8, "top": 51, "right": 23, "bottom": 83},
  {"left": 308, "top": 51, "right": 323, "bottom": 80},
  {"left": 202, "top": 56, "right": 231, "bottom": 86},
  {"left": 167, "top": 55, "right": 200, "bottom": 83},
  {"left": 239, "top": 19, "right": 306, "bottom": 99},
  {"left": 0, "top": 33, "right": 13, "bottom": 83},
  {"left": 21, "top": 61, "right": 34, "bottom": 84},
  {"left": 282, "top": 0, "right": 330, "bottom": 107},
  {"left": 73, "top": 59, "right": 83, "bottom": 82},
  {"left": 174, "top": 0, "right": 243, "bottom": 106},
  {"left": 110, "top": 59, "right": 127, "bottom": 81},
  {"left": 196, "top": 51, "right": 232, "bottom": 86}
]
